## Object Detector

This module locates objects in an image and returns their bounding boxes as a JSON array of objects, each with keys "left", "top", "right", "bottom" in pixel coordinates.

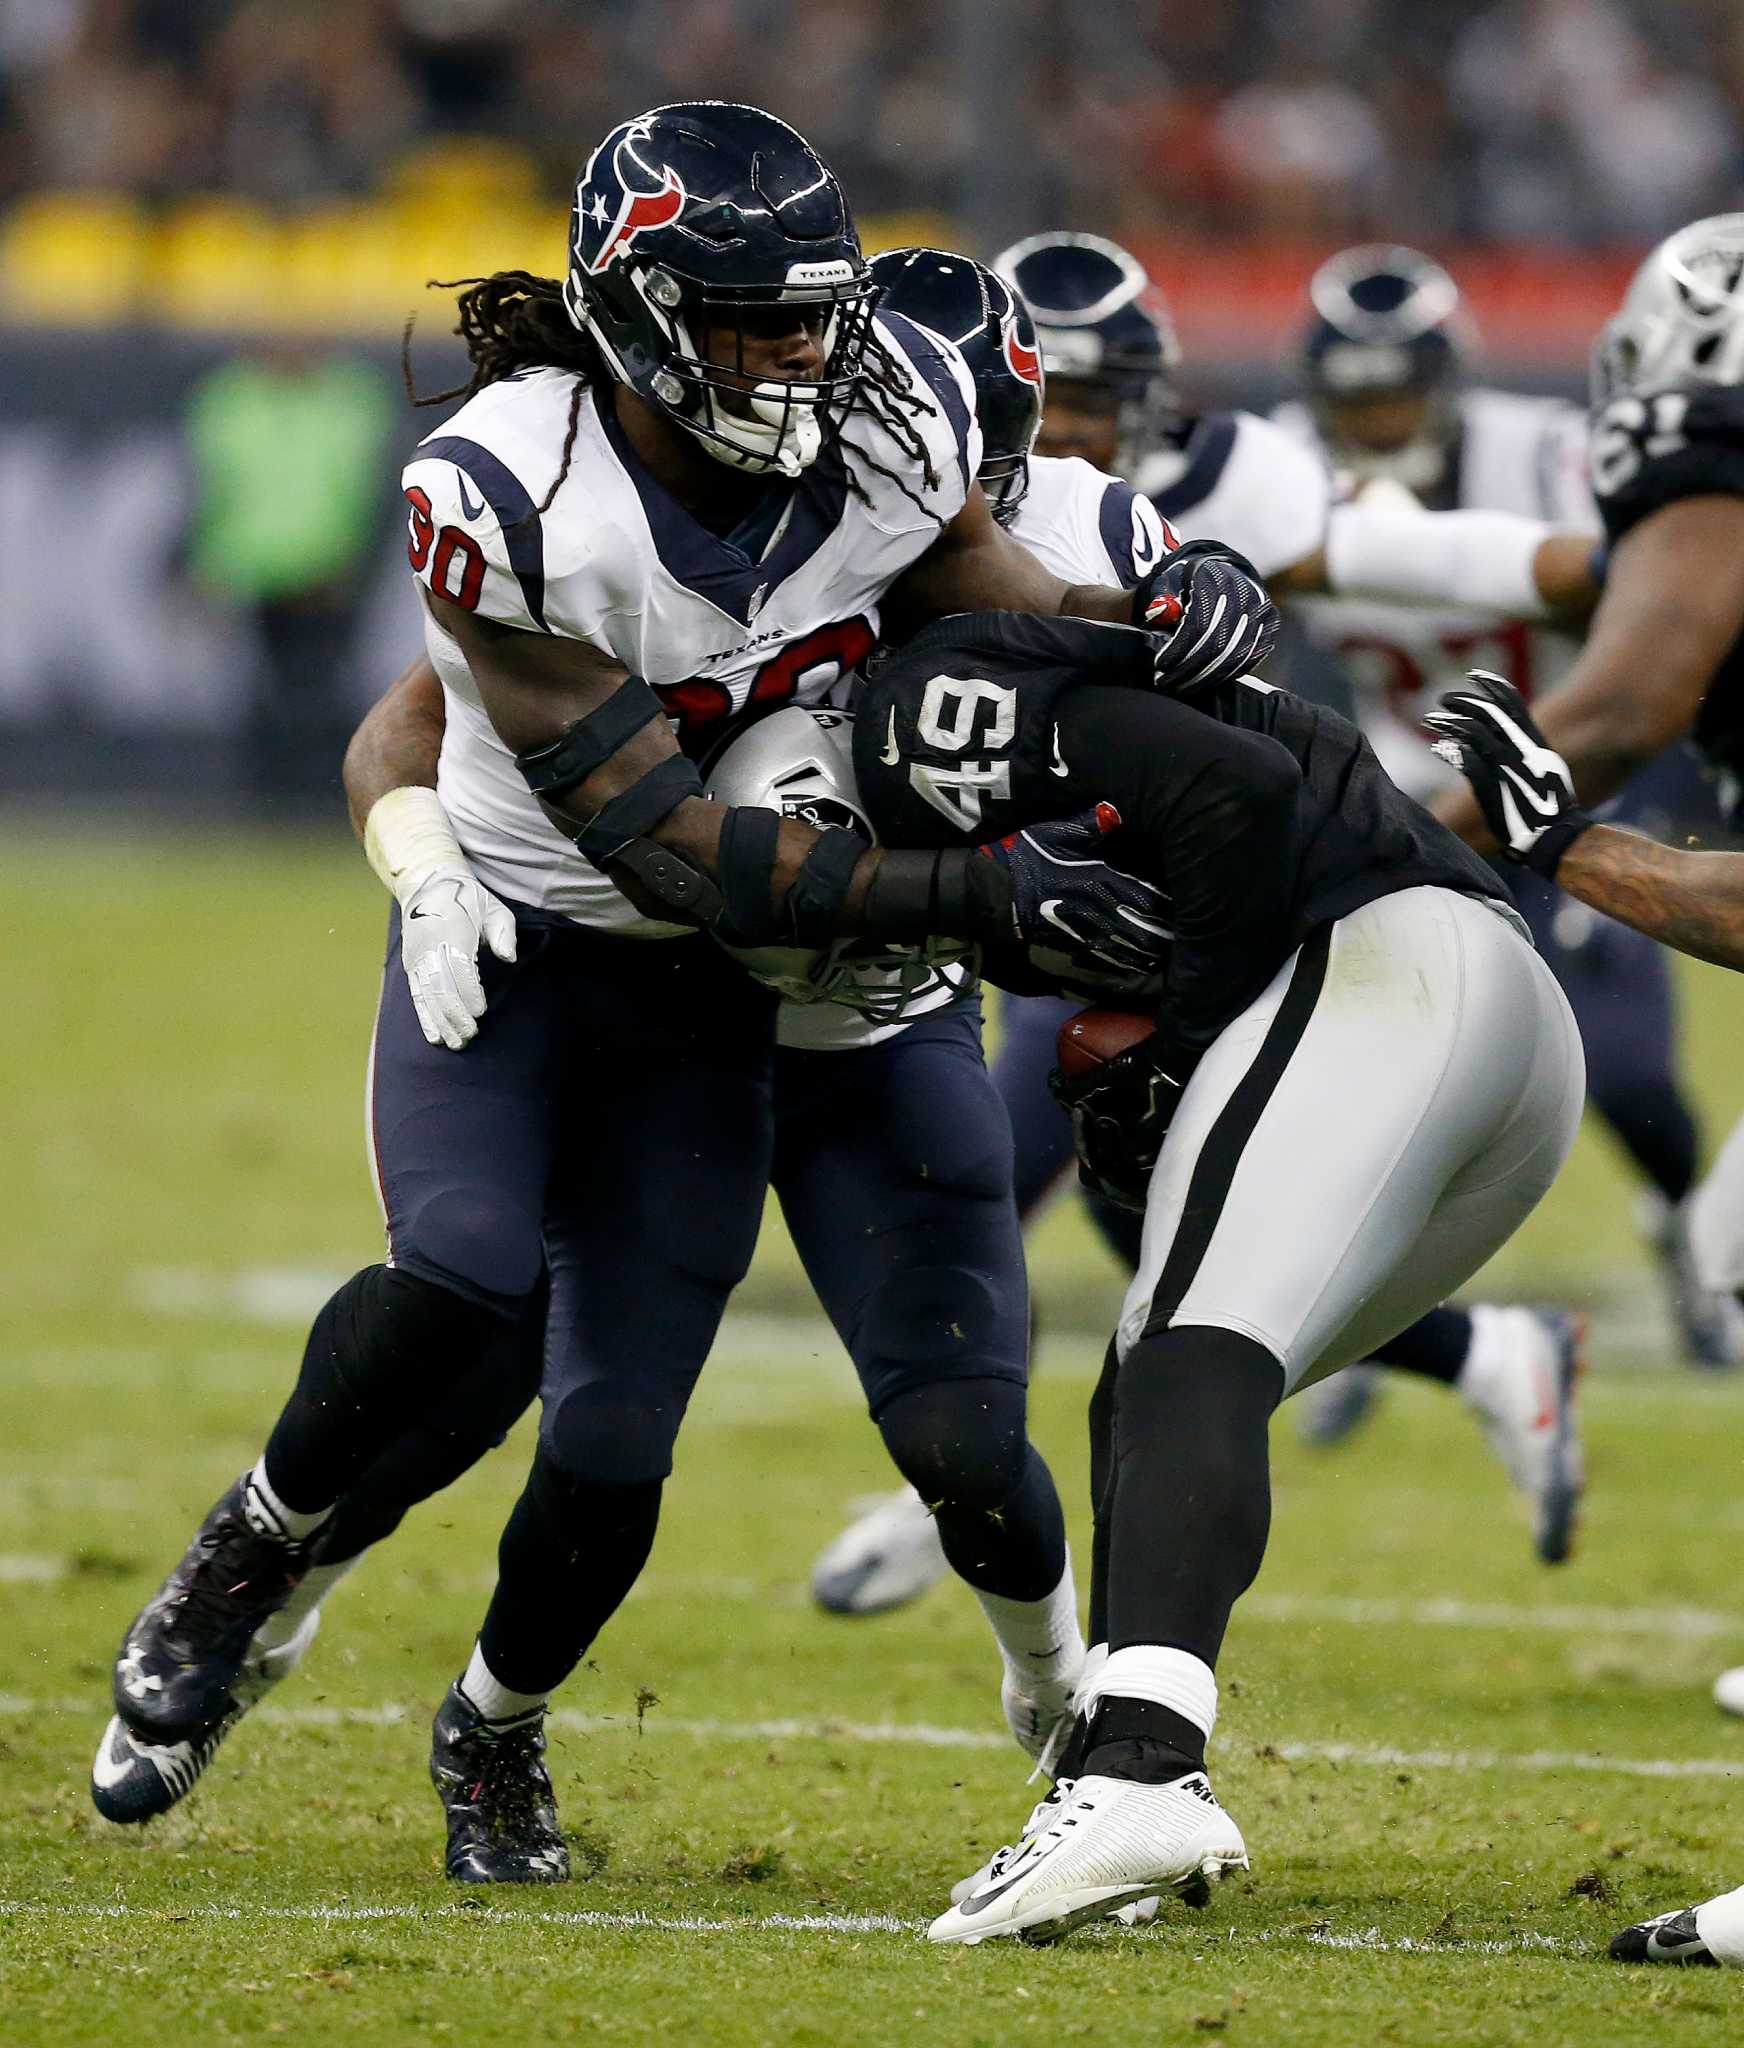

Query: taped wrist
[
  {"left": 1524, "top": 811, "right": 1594, "bottom": 880},
  {"left": 860, "top": 848, "right": 1013, "bottom": 942},
  {"left": 514, "top": 680, "right": 664, "bottom": 799}
]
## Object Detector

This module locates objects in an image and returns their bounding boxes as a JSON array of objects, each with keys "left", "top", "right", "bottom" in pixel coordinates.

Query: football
[{"left": 1056, "top": 1005, "right": 1157, "bottom": 1077}]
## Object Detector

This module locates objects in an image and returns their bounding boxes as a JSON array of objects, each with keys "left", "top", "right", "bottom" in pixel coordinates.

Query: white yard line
[
  {"left": 0, "top": 1898, "right": 1584, "bottom": 1956},
  {"left": 9, "top": 1694, "right": 1742, "bottom": 1780},
  {"left": 1243, "top": 1593, "right": 1744, "bottom": 1640},
  {"left": 0, "top": 1554, "right": 63, "bottom": 1582}
]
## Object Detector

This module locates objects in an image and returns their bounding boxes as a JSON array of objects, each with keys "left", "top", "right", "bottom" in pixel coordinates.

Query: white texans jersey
[
  {"left": 402, "top": 312, "right": 979, "bottom": 940},
  {"left": 1009, "top": 452, "right": 1173, "bottom": 588},
  {"left": 1132, "top": 409, "right": 1336, "bottom": 578},
  {"left": 1272, "top": 389, "right": 1597, "bottom": 802}
]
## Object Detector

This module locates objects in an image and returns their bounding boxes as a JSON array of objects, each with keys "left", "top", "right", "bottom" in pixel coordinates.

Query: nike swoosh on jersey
[
  {"left": 456, "top": 477, "right": 486, "bottom": 522},
  {"left": 1049, "top": 724, "right": 1070, "bottom": 777},
  {"left": 881, "top": 708, "right": 900, "bottom": 767}
]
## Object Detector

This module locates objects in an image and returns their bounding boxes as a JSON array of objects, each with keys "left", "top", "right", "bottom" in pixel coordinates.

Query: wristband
[
  {"left": 1523, "top": 811, "right": 1594, "bottom": 881},
  {"left": 364, "top": 786, "right": 466, "bottom": 905}
]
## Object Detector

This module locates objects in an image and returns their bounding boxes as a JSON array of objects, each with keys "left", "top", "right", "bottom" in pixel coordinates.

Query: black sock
[
  {"left": 1081, "top": 1695, "right": 1208, "bottom": 1785},
  {"left": 478, "top": 1447, "right": 664, "bottom": 1697},
  {"left": 1104, "top": 1325, "right": 1281, "bottom": 1665},
  {"left": 1367, "top": 1303, "right": 1471, "bottom": 1386},
  {"left": 261, "top": 1266, "right": 500, "bottom": 1514},
  {"left": 1087, "top": 1337, "right": 1120, "bottom": 1646}
]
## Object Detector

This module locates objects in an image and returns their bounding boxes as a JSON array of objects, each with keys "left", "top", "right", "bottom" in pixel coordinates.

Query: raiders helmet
[
  {"left": 1592, "top": 213, "right": 1744, "bottom": 406},
  {"left": 703, "top": 706, "right": 973, "bottom": 1018},
  {"left": 564, "top": 102, "right": 876, "bottom": 479},
  {"left": 991, "top": 232, "right": 1180, "bottom": 475},
  {"left": 1300, "top": 246, "right": 1472, "bottom": 491},
  {"left": 870, "top": 246, "right": 1044, "bottom": 523}
]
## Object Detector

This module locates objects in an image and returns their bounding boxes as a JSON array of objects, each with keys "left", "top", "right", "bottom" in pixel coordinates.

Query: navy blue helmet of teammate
[
  {"left": 992, "top": 232, "right": 1180, "bottom": 476},
  {"left": 1299, "top": 245, "right": 1473, "bottom": 490},
  {"left": 870, "top": 246, "right": 1044, "bottom": 523},
  {"left": 563, "top": 101, "right": 877, "bottom": 478}
]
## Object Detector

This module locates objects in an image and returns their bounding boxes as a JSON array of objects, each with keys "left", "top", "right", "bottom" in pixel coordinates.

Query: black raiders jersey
[
  {"left": 1590, "top": 380, "right": 1744, "bottom": 796},
  {"left": 855, "top": 611, "right": 1509, "bottom": 1062}
]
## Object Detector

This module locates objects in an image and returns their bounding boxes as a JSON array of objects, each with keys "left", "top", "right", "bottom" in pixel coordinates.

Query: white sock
[
  {"left": 460, "top": 1642, "right": 548, "bottom": 1724},
  {"left": 1455, "top": 1303, "right": 1514, "bottom": 1409},
  {"left": 242, "top": 1460, "right": 333, "bottom": 1545},
  {"left": 1078, "top": 1643, "right": 1219, "bottom": 1743},
  {"left": 975, "top": 1559, "right": 1085, "bottom": 1693},
  {"left": 250, "top": 1551, "right": 364, "bottom": 1653}
]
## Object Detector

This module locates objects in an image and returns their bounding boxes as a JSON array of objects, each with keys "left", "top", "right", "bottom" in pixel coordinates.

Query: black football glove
[
  {"left": 1133, "top": 539, "right": 1279, "bottom": 697},
  {"left": 1423, "top": 669, "right": 1592, "bottom": 877},
  {"left": 979, "top": 803, "right": 1172, "bottom": 980},
  {"left": 1049, "top": 1034, "right": 1187, "bottom": 1211}
]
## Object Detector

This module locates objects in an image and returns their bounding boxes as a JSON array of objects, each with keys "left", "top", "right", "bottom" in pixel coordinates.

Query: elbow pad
[{"left": 1324, "top": 502, "right": 1553, "bottom": 620}]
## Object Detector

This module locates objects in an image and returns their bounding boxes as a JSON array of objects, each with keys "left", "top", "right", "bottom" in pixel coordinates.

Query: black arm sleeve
[{"left": 1049, "top": 685, "right": 1303, "bottom": 1066}]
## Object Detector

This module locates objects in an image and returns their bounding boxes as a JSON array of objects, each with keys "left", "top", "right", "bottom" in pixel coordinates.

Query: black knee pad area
[{"left": 875, "top": 1375, "right": 1030, "bottom": 1511}]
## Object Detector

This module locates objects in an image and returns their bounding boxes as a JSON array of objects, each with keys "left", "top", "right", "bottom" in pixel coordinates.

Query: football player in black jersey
[{"left": 847, "top": 608, "right": 1588, "bottom": 1945}]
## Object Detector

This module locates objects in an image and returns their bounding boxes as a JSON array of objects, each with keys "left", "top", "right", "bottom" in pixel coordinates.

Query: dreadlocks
[
  {"left": 406, "top": 268, "right": 948, "bottom": 528},
  {"left": 405, "top": 272, "right": 598, "bottom": 517}
]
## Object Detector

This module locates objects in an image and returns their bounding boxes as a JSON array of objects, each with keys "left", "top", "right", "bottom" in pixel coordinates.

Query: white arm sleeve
[{"left": 1323, "top": 501, "right": 1554, "bottom": 620}]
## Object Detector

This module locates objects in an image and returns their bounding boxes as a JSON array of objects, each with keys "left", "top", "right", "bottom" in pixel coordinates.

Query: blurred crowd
[{"left": 1, "top": 0, "right": 1742, "bottom": 249}]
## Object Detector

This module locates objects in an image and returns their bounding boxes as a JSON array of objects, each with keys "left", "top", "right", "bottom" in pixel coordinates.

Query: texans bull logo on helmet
[
  {"left": 579, "top": 117, "right": 688, "bottom": 275},
  {"left": 1003, "top": 320, "right": 1042, "bottom": 389}
]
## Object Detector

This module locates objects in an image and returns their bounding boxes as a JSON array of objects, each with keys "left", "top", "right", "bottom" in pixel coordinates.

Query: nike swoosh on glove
[
  {"left": 399, "top": 866, "right": 519, "bottom": 1049},
  {"left": 1049, "top": 1033, "right": 1185, "bottom": 1211},
  {"left": 1133, "top": 539, "right": 1279, "bottom": 697},
  {"left": 1423, "top": 668, "right": 1592, "bottom": 877},
  {"left": 979, "top": 804, "right": 1172, "bottom": 979}
]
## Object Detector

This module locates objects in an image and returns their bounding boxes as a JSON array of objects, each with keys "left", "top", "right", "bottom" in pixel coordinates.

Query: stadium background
[{"left": 10, "top": 5, "right": 1744, "bottom": 2041}]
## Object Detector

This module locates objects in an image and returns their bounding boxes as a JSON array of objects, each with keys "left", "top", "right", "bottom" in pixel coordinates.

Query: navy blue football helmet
[
  {"left": 869, "top": 246, "right": 1043, "bottom": 523},
  {"left": 991, "top": 232, "right": 1179, "bottom": 475},
  {"left": 564, "top": 102, "right": 876, "bottom": 478},
  {"left": 1300, "top": 246, "right": 1472, "bottom": 488}
]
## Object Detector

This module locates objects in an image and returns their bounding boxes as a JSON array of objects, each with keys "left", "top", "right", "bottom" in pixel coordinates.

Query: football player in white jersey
[
  {"left": 91, "top": 105, "right": 1259, "bottom": 1879},
  {"left": 1276, "top": 246, "right": 1733, "bottom": 1387},
  {"left": 811, "top": 238, "right": 1595, "bottom": 1619}
]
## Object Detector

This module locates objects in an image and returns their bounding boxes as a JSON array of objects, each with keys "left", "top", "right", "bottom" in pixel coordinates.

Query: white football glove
[
  {"left": 364, "top": 786, "right": 517, "bottom": 1050},
  {"left": 399, "top": 865, "right": 518, "bottom": 1049}
]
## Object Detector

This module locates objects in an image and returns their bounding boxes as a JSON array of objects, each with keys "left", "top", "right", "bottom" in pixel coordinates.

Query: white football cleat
[
  {"left": 810, "top": 1485, "right": 949, "bottom": 1616},
  {"left": 1640, "top": 1189, "right": 1744, "bottom": 1371},
  {"left": 1612, "top": 1882, "right": 1744, "bottom": 1965},
  {"left": 91, "top": 1608, "right": 320, "bottom": 1824},
  {"left": 1460, "top": 1306, "right": 1585, "bottom": 1564},
  {"left": 928, "top": 1772, "right": 1248, "bottom": 1945}
]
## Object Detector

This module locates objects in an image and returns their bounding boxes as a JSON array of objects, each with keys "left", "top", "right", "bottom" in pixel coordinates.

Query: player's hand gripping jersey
[
  {"left": 402, "top": 312, "right": 978, "bottom": 937},
  {"left": 1588, "top": 379, "right": 1744, "bottom": 807}
]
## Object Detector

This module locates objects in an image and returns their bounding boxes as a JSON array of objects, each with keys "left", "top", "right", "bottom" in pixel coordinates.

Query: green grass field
[{"left": 7, "top": 824, "right": 1744, "bottom": 2045}]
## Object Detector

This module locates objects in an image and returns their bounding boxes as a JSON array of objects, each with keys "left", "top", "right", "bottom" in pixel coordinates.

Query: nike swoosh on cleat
[
  {"left": 456, "top": 477, "right": 486, "bottom": 522},
  {"left": 91, "top": 1724, "right": 145, "bottom": 1792}
]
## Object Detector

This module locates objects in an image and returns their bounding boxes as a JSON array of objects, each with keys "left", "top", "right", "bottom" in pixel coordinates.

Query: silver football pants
[{"left": 1117, "top": 886, "right": 1586, "bottom": 1392}]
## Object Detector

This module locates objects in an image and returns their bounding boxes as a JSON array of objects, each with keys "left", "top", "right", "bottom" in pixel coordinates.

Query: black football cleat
[
  {"left": 92, "top": 1608, "right": 321, "bottom": 1823},
  {"left": 1610, "top": 1907, "right": 1721, "bottom": 1966},
  {"left": 430, "top": 1682, "right": 569, "bottom": 1884},
  {"left": 110, "top": 1477, "right": 312, "bottom": 1744}
]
